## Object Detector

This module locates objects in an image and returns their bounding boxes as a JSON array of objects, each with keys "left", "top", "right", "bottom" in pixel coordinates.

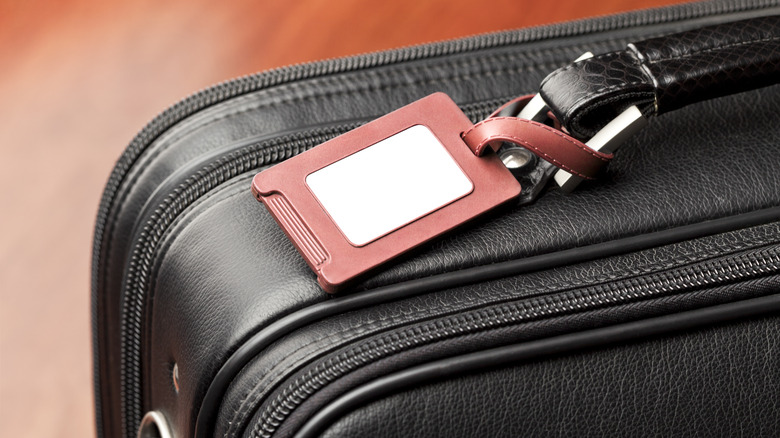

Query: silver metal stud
[{"left": 499, "top": 147, "right": 534, "bottom": 170}]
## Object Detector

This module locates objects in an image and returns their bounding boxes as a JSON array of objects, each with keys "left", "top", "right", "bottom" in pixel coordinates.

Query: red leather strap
[{"left": 461, "top": 117, "right": 612, "bottom": 179}]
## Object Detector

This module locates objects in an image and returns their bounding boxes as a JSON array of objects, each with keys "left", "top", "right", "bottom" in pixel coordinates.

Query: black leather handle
[{"left": 539, "top": 15, "right": 780, "bottom": 140}]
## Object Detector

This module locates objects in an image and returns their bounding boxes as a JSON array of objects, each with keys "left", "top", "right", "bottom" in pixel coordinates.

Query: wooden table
[{"left": 0, "top": 0, "right": 686, "bottom": 436}]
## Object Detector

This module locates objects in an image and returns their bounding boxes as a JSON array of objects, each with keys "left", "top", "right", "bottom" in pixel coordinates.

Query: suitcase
[{"left": 92, "top": 1, "right": 780, "bottom": 437}]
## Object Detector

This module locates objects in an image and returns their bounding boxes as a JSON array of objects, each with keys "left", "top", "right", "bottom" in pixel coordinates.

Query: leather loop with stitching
[{"left": 462, "top": 117, "right": 612, "bottom": 180}]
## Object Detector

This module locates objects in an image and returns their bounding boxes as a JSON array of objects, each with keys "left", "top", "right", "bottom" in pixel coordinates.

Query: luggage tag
[
  {"left": 252, "top": 93, "right": 522, "bottom": 293},
  {"left": 254, "top": 12, "right": 780, "bottom": 292}
]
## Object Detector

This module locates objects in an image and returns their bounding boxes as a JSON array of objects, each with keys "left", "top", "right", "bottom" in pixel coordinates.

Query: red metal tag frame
[{"left": 252, "top": 92, "right": 521, "bottom": 293}]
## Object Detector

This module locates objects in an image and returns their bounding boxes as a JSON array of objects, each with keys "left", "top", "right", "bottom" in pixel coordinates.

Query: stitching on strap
[
  {"left": 463, "top": 117, "right": 612, "bottom": 161},
  {"left": 477, "top": 134, "right": 592, "bottom": 179}
]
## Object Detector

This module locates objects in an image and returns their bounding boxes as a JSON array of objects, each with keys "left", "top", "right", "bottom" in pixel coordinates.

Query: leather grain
[
  {"left": 219, "top": 223, "right": 780, "bottom": 438},
  {"left": 540, "top": 15, "right": 780, "bottom": 139},
  {"left": 633, "top": 15, "right": 780, "bottom": 113},
  {"left": 540, "top": 50, "right": 655, "bottom": 139},
  {"left": 320, "top": 315, "right": 780, "bottom": 438}
]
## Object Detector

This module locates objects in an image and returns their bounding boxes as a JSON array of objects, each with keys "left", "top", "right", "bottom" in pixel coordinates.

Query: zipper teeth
[
  {"left": 249, "top": 246, "right": 780, "bottom": 438},
  {"left": 118, "top": 124, "right": 354, "bottom": 436},
  {"left": 93, "top": 1, "right": 778, "bottom": 436}
]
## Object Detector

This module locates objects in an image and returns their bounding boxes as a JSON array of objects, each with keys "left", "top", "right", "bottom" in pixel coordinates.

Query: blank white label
[{"left": 306, "top": 125, "right": 473, "bottom": 246}]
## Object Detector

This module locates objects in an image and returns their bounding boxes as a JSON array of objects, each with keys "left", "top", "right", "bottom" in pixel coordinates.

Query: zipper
[
  {"left": 90, "top": 1, "right": 780, "bottom": 437},
  {"left": 249, "top": 244, "right": 780, "bottom": 438},
  {"left": 119, "top": 124, "right": 352, "bottom": 437}
]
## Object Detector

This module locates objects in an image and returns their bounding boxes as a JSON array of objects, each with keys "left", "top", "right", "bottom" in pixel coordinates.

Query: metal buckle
[{"left": 518, "top": 52, "right": 648, "bottom": 192}]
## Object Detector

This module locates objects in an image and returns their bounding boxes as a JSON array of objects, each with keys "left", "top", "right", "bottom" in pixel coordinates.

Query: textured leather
[
  {"left": 461, "top": 116, "right": 612, "bottom": 179},
  {"left": 91, "top": 4, "right": 780, "bottom": 438},
  {"left": 540, "top": 50, "right": 655, "bottom": 139},
  {"left": 633, "top": 15, "right": 780, "bottom": 114},
  {"left": 218, "top": 223, "right": 780, "bottom": 438},
  {"left": 540, "top": 15, "right": 780, "bottom": 139},
  {"left": 320, "top": 315, "right": 780, "bottom": 438}
]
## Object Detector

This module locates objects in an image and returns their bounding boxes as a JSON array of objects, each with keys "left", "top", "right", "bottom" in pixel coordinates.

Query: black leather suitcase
[{"left": 93, "top": 2, "right": 780, "bottom": 437}]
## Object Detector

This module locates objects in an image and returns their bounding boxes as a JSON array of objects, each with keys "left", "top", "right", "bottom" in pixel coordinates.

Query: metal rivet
[
  {"left": 172, "top": 363, "right": 180, "bottom": 394},
  {"left": 499, "top": 147, "right": 534, "bottom": 170}
]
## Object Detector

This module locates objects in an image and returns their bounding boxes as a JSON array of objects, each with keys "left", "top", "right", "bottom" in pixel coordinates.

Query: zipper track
[
  {"left": 118, "top": 124, "right": 348, "bottom": 436},
  {"left": 250, "top": 245, "right": 780, "bottom": 438},
  {"left": 90, "top": 1, "right": 779, "bottom": 437}
]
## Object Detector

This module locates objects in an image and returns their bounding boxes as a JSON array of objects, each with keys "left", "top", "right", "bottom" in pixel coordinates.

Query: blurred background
[{"left": 0, "top": 0, "right": 685, "bottom": 436}]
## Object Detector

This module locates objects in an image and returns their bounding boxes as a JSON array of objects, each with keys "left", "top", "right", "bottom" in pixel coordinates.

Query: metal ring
[{"left": 137, "top": 411, "right": 173, "bottom": 438}]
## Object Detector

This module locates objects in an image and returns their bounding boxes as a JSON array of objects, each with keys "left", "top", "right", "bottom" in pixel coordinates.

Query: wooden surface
[{"left": 0, "top": 1, "right": 686, "bottom": 437}]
